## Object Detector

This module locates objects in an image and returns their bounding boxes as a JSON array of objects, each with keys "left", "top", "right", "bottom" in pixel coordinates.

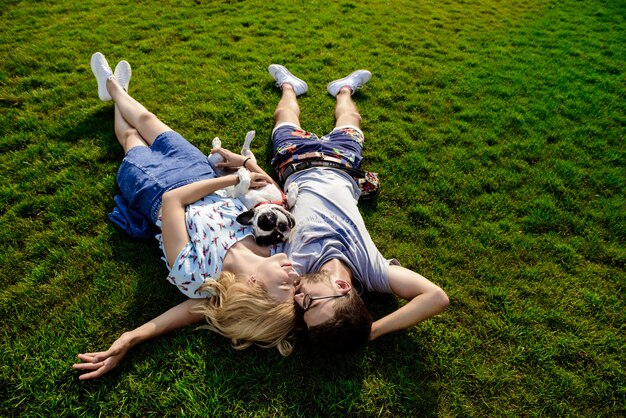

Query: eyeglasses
[{"left": 302, "top": 293, "right": 348, "bottom": 312}]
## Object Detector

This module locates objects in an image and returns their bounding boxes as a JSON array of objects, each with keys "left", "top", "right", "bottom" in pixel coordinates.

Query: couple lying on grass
[{"left": 73, "top": 53, "right": 449, "bottom": 380}]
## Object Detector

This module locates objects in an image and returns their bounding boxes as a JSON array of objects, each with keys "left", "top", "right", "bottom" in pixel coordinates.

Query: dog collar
[{"left": 253, "top": 191, "right": 289, "bottom": 210}]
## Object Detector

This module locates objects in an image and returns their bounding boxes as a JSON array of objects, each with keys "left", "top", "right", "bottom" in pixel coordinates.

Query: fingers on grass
[
  {"left": 78, "top": 370, "right": 104, "bottom": 380},
  {"left": 72, "top": 362, "right": 103, "bottom": 371}
]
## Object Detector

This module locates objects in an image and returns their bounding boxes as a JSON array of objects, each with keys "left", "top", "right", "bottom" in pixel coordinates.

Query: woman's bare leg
[
  {"left": 114, "top": 104, "right": 149, "bottom": 154},
  {"left": 106, "top": 78, "right": 171, "bottom": 145}
]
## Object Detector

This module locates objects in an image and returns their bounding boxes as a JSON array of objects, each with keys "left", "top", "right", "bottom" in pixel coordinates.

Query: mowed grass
[{"left": 1, "top": 0, "right": 624, "bottom": 416}]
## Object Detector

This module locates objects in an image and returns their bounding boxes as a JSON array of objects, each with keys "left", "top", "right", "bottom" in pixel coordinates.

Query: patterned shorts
[{"left": 271, "top": 123, "right": 365, "bottom": 170}]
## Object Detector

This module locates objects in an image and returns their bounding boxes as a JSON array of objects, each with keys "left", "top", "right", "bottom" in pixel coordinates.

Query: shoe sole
[{"left": 114, "top": 61, "right": 132, "bottom": 93}]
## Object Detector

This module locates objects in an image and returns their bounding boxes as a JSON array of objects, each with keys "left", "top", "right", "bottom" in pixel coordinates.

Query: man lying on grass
[{"left": 265, "top": 65, "right": 449, "bottom": 352}]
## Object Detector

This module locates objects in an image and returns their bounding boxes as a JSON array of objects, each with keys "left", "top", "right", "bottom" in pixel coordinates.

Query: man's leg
[
  {"left": 325, "top": 70, "right": 372, "bottom": 169},
  {"left": 268, "top": 64, "right": 308, "bottom": 129},
  {"left": 334, "top": 87, "right": 362, "bottom": 129},
  {"left": 274, "top": 84, "right": 302, "bottom": 128},
  {"left": 327, "top": 70, "right": 371, "bottom": 128}
]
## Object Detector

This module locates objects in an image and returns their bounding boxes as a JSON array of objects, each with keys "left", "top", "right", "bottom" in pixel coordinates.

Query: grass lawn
[{"left": 1, "top": 0, "right": 624, "bottom": 416}]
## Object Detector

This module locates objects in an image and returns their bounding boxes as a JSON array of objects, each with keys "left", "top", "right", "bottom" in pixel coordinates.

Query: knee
[
  {"left": 137, "top": 111, "right": 159, "bottom": 127},
  {"left": 435, "top": 288, "right": 450, "bottom": 312},
  {"left": 348, "top": 112, "right": 362, "bottom": 124},
  {"left": 116, "top": 127, "right": 144, "bottom": 151},
  {"left": 120, "top": 127, "right": 140, "bottom": 142},
  {"left": 274, "top": 106, "right": 298, "bottom": 118},
  {"left": 337, "top": 111, "right": 361, "bottom": 126}
]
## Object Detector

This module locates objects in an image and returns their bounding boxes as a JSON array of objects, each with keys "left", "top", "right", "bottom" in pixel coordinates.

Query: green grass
[{"left": 1, "top": 0, "right": 624, "bottom": 416}]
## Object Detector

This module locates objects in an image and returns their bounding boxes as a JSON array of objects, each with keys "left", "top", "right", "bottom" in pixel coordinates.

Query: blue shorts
[
  {"left": 115, "top": 131, "right": 216, "bottom": 226},
  {"left": 271, "top": 123, "right": 365, "bottom": 170}
]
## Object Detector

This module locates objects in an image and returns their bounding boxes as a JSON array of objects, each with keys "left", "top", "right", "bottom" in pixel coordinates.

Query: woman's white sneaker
[
  {"left": 114, "top": 60, "right": 132, "bottom": 93},
  {"left": 90, "top": 52, "right": 114, "bottom": 101}
]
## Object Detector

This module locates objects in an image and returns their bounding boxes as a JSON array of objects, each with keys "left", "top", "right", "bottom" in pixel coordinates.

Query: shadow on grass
[
  {"left": 66, "top": 266, "right": 439, "bottom": 415},
  {"left": 365, "top": 292, "right": 442, "bottom": 415},
  {"left": 51, "top": 106, "right": 115, "bottom": 145}
]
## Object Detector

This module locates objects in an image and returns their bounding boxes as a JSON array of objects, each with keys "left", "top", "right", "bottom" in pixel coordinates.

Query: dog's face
[{"left": 236, "top": 205, "right": 296, "bottom": 246}]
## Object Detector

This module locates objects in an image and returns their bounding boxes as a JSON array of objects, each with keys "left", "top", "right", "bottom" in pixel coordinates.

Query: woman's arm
[
  {"left": 369, "top": 265, "right": 449, "bottom": 341},
  {"left": 73, "top": 299, "right": 205, "bottom": 380},
  {"left": 160, "top": 172, "right": 271, "bottom": 268},
  {"left": 160, "top": 175, "right": 240, "bottom": 267}
]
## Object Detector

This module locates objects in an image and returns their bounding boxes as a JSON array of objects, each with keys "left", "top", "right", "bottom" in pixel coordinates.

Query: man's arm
[
  {"left": 72, "top": 299, "right": 205, "bottom": 380},
  {"left": 211, "top": 147, "right": 276, "bottom": 186},
  {"left": 369, "top": 265, "right": 449, "bottom": 341}
]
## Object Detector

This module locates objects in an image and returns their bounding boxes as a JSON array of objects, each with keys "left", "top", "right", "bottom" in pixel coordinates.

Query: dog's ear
[{"left": 236, "top": 209, "right": 255, "bottom": 225}]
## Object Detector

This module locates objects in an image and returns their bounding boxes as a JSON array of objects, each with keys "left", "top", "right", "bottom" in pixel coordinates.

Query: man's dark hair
[{"left": 307, "top": 290, "right": 372, "bottom": 353}]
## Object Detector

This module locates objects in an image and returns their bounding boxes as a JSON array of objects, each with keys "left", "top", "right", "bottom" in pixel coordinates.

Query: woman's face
[{"left": 251, "top": 253, "right": 298, "bottom": 303}]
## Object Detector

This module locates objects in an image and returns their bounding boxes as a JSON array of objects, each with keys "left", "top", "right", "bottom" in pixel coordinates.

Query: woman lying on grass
[{"left": 73, "top": 53, "right": 298, "bottom": 380}]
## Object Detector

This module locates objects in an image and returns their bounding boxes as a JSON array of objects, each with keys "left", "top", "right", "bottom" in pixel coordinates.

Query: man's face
[{"left": 294, "top": 274, "right": 345, "bottom": 328}]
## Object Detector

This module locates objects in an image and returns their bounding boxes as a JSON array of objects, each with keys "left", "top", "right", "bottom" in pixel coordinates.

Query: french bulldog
[{"left": 208, "top": 131, "right": 297, "bottom": 246}]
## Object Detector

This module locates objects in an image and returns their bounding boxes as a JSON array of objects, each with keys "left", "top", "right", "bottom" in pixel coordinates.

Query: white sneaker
[
  {"left": 114, "top": 60, "right": 132, "bottom": 93},
  {"left": 90, "top": 52, "right": 114, "bottom": 101},
  {"left": 268, "top": 64, "right": 308, "bottom": 96},
  {"left": 327, "top": 70, "right": 372, "bottom": 97}
]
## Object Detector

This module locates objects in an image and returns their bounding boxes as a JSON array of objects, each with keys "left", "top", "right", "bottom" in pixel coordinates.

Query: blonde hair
[{"left": 194, "top": 271, "right": 296, "bottom": 356}]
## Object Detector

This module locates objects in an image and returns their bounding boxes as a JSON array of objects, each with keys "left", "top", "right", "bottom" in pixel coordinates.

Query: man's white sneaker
[
  {"left": 114, "top": 60, "right": 132, "bottom": 93},
  {"left": 268, "top": 64, "right": 308, "bottom": 96},
  {"left": 90, "top": 52, "right": 114, "bottom": 101},
  {"left": 327, "top": 70, "right": 372, "bottom": 97}
]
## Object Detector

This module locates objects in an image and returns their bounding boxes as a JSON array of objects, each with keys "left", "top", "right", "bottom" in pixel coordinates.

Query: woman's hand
[
  {"left": 72, "top": 332, "right": 133, "bottom": 380},
  {"left": 210, "top": 147, "right": 247, "bottom": 170},
  {"left": 72, "top": 300, "right": 204, "bottom": 381}
]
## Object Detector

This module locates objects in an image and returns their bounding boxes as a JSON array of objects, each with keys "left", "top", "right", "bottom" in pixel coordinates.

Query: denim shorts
[
  {"left": 271, "top": 123, "right": 364, "bottom": 170},
  {"left": 116, "top": 130, "right": 216, "bottom": 224}
]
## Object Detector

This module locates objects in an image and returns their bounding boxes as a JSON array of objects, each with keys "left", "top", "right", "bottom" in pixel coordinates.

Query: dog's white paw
[
  {"left": 241, "top": 130, "right": 257, "bottom": 162},
  {"left": 234, "top": 167, "right": 251, "bottom": 196},
  {"left": 208, "top": 137, "right": 226, "bottom": 175},
  {"left": 286, "top": 182, "right": 299, "bottom": 208}
]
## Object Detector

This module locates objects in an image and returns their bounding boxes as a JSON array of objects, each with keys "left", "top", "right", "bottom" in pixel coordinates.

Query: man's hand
[
  {"left": 249, "top": 172, "right": 273, "bottom": 188},
  {"left": 369, "top": 265, "right": 449, "bottom": 341}
]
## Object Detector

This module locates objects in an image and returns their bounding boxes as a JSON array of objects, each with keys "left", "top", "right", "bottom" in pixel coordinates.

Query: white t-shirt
[{"left": 284, "top": 168, "right": 394, "bottom": 294}]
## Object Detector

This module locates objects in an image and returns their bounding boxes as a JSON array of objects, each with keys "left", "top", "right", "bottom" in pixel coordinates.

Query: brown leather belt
[{"left": 277, "top": 153, "right": 353, "bottom": 182}]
